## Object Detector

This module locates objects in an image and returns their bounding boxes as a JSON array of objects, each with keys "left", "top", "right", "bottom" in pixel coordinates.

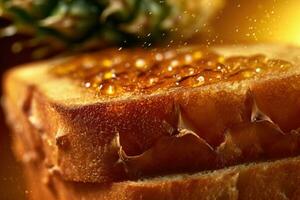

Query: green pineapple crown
[{"left": 0, "top": 0, "right": 223, "bottom": 52}]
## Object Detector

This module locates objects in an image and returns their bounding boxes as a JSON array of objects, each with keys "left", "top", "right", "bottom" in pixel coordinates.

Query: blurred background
[{"left": 1, "top": 0, "right": 300, "bottom": 199}]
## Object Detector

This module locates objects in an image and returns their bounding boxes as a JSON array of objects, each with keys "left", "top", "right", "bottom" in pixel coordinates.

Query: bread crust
[
  {"left": 24, "top": 156, "right": 300, "bottom": 200},
  {"left": 4, "top": 44, "right": 300, "bottom": 183}
]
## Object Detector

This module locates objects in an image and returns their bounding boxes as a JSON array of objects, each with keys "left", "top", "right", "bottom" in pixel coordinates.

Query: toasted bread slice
[
  {"left": 3, "top": 44, "right": 300, "bottom": 183},
  {"left": 24, "top": 156, "right": 300, "bottom": 200}
]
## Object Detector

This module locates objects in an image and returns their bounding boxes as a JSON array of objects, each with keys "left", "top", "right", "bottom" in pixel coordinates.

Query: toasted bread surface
[
  {"left": 4, "top": 44, "right": 300, "bottom": 183},
  {"left": 24, "top": 156, "right": 300, "bottom": 200}
]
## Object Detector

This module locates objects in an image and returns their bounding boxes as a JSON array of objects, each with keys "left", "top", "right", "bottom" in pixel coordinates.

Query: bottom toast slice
[{"left": 24, "top": 156, "right": 300, "bottom": 200}]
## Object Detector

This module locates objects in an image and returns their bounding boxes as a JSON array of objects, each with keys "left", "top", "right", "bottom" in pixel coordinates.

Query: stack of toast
[{"left": 3, "top": 44, "right": 300, "bottom": 200}]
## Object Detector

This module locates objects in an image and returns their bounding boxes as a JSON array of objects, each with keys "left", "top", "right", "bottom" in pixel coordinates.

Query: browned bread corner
[{"left": 3, "top": 44, "right": 300, "bottom": 183}]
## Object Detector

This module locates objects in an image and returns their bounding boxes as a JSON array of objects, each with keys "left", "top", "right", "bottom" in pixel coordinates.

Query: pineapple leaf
[{"left": 0, "top": 0, "right": 224, "bottom": 50}]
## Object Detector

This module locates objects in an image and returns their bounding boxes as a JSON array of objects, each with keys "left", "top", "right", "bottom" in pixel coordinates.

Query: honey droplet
[
  {"left": 135, "top": 59, "right": 146, "bottom": 69},
  {"left": 84, "top": 82, "right": 91, "bottom": 88},
  {"left": 149, "top": 77, "right": 159, "bottom": 85},
  {"left": 184, "top": 54, "right": 193, "bottom": 64},
  {"left": 167, "top": 66, "right": 173, "bottom": 72},
  {"left": 155, "top": 53, "right": 164, "bottom": 61},
  {"left": 194, "top": 75, "right": 205, "bottom": 87},
  {"left": 218, "top": 56, "right": 225, "bottom": 62},
  {"left": 255, "top": 67, "right": 262, "bottom": 73},
  {"left": 102, "top": 59, "right": 113, "bottom": 68},
  {"left": 99, "top": 83, "right": 119, "bottom": 95},
  {"left": 193, "top": 51, "right": 203, "bottom": 60},
  {"left": 106, "top": 85, "right": 115, "bottom": 95},
  {"left": 170, "top": 60, "right": 179, "bottom": 67},
  {"left": 103, "top": 71, "right": 116, "bottom": 80}
]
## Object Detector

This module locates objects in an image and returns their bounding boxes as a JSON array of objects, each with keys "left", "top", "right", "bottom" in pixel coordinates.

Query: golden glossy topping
[{"left": 51, "top": 48, "right": 292, "bottom": 96}]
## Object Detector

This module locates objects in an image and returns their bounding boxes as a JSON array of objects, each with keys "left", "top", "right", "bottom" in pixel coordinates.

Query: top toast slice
[{"left": 3, "top": 44, "right": 300, "bottom": 183}]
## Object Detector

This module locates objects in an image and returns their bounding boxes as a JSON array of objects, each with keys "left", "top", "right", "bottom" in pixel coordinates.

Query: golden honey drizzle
[{"left": 51, "top": 48, "right": 292, "bottom": 96}]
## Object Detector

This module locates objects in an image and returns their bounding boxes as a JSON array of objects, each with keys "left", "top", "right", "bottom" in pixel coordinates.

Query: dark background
[
  {"left": 0, "top": 0, "right": 299, "bottom": 199},
  {"left": 0, "top": 32, "right": 33, "bottom": 199}
]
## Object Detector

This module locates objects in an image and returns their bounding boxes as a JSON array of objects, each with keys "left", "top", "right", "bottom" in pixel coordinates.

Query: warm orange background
[
  {"left": 212, "top": 0, "right": 300, "bottom": 45},
  {"left": 1, "top": 0, "right": 300, "bottom": 199}
]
